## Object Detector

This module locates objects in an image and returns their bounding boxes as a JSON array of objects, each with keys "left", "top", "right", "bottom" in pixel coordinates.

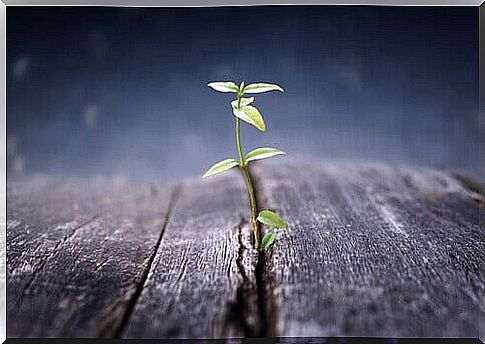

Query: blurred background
[{"left": 7, "top": 6, "right": 480, "bottom": 182}]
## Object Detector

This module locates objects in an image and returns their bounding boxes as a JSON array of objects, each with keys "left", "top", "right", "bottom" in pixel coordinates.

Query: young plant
[{"left": 203, "top": 81, "right": 288, "bottom": 250}]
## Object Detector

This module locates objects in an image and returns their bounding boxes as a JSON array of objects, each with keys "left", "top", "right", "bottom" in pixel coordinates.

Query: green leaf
[
  {"left": 231, "top": 97, "right": 255, "bottom": 109},
  {"left": 202, "top": 159, "right": 239, "bottom": 178},
  {"left": 207, "top": 82, "right": 239, "bottom": 93},
  {"left": 245, "top": 147, "right": 286, "bottom": 163},
  {"left": 257, "top": 210, "right": 288, "bottom": 228},
  {"left": 261, "top": 232, "right": 277, "bottom": 249},
  {"left": 243, "top": 83, "right": 284, "bottom": 94},
  {"left": 232, "top": 105, "right": 266, "bottom": 132}
]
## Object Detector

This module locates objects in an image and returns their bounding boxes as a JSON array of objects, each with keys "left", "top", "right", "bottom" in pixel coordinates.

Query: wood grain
[
  {"left": 252, "top": 161, "right": 483, "bottom": 337},
  {"left": 7, "top": 177, "right": 176, "bottom": 337},
  {"left": 122, "top": 171, "right": 261, "bottom": 338},
  {"left": 6, "top": 162, "right": 483, "bottom": 338}
]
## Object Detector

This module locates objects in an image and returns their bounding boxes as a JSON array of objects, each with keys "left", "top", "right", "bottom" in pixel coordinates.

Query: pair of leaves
[
  {"left": 208, "top": 81, "right": 283, "bottom": 132},
  {"left": 208, "top": 82, "right": 284, "bottom": 94},
  {"left": 202, "top": 148, "right": 285, "bottom": 178},
  {"left": 259, "top": 210, "right": 288, "bottom": 250}
]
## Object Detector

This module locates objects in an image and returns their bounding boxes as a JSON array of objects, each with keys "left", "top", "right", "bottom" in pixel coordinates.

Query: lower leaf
[{"left": 261, "top": 232, "right": 277, "bottom": 249}]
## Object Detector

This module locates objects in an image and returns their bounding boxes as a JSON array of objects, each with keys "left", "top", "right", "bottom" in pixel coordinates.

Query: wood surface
[
  {"left": 6, "top": 162, "right": 484, "bottom": 338},
  {"left": 122, "top": 173, "right": 261, "bottom": 338},
  {"left": 252, "top": 162, "right": 484, "bottom": 338},
  {"left": 7, "top": 177, "right": 176, "bottom": 337}
]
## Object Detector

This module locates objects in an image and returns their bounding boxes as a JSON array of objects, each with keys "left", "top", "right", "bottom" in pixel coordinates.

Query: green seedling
[{"left": 203, "top": 81, "right": 288, "bottom": 250}]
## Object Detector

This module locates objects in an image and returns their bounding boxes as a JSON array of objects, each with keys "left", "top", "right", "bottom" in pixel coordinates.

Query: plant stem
[
  {"left": 236, "top": 118, "right": 244, "bottom": 164},
  {"left": 235, "top": 117, "right": 261, "bottom": 249},
  {"left": 241, "top": 165, "right": 260, "bottom": 249}
]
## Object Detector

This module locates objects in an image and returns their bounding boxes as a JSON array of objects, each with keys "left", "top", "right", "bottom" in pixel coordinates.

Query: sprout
[{"left": 203, "top": 81, "right": 288, "bottom": 250}]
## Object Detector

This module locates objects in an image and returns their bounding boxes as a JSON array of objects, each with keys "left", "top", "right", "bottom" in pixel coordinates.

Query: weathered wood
[
  {"left": 122, "top": 171, "right": 261, "bottom": 338},
  {"left": 252, "top": 161, "right": 484, "bottom": 337},
  {"left": 6, "top": 162, "right": 483, "bottom": 339},
  {"left": 7, "top": 176, "right": 176, "bottom": 337}
]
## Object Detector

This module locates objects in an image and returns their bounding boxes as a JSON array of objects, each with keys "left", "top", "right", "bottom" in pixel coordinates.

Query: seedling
[{"left": 203, "top": 81, "right": 288, "bottom": 250}]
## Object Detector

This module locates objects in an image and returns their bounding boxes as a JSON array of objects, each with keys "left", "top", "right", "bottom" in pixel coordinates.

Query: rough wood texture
[
  {"left": 122, "top": 172, "right": 261, "bottom": 338},
  {"left": 253, "top": 161, "right": 484, "bottom": 338},
  {"left": 6, "top": 162, "right": 484, "bottom": 338},
  {"left": 7, "top": 177, "right": 176, "bottom": 337}
]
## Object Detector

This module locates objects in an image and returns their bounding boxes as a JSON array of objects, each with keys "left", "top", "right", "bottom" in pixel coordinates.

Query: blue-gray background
[{"left": 7, "top": 6, "right": 479, "bottom": 181}]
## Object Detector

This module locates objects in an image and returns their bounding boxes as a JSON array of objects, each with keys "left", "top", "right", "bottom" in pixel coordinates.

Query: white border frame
[{"left": 0, "top": 2, "right": 481, "bottom": 343}]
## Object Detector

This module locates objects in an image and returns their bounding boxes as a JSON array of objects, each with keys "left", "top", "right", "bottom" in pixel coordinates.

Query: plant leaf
[
  {"left": 257, "top": 210, "right": 288, "bottom": 228},
  {"left": 232, "top": 105, "right": 266, "bottom": 132},
  {"left": 261, "top": 232, "right": 277, "bottom": 250},
  {"left": 243, "top": 83, "right": 284, "bottom": 94},
  {"left": 231, "top": 97, "right": 255, "bottom": 109},
  {"left": 207, "top": 82, "right": 239, "bottom": 93},
  {"left": 245, "top": 147, "right": 286, "bottom": 162},
  {"left": 202, "top": 159, "right": 239, "bottom": 178}
]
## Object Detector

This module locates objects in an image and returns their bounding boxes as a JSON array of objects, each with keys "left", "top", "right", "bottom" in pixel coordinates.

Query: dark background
[{"left": 7, "top": 6, "right": 480, "bottom": 181}]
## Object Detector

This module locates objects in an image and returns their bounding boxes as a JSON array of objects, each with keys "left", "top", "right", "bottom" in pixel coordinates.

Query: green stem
[
  {"left": 235, "top": 116, "right": 261, "bottom": 249},
  {"left": 235, "top": 118, "right": 244, "bottom": 164},
  {"left": 241, "top": 166, "right": 260, "bottom": 249}
]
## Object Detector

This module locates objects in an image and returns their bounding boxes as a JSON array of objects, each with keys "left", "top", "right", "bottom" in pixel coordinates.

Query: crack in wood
[
  {"left": 235, "top": 216, "right": 250, "bottom": 282},
  {"left": 220, "top": 165, "right": 279, "bottom": 338},
  {"left": 226, "top": 216, "right": 258, "bottom": 337},
  {"left": 249, "top": 165, "right": 281, "bottom": 337},
  {"left": 226, "top": 208, "right": 276, "bottom": 338},
  {"left": 7, "top": 164, "right": 484, "bottom": 338},
  {"left": 113, "top": 183, "right": 183, "bottom": 338}
]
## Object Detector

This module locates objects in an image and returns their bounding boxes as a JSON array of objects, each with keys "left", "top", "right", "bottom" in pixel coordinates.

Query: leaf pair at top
[
  {"left": 208, "top": 81, "right": 284, "bottom": 132},
  {"left": 202, "top": 147, "right": 286, "bottom": 178},
  {"left": 207, "top": 82, "right": 284, "bottom": 94}
]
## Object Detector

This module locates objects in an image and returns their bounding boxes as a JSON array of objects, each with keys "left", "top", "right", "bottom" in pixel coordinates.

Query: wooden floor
[{"left": 6, "top": 161, "right": 484, "bottom": 338}]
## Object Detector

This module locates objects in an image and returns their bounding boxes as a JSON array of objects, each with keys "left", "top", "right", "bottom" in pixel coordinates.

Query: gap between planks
[
  {"left": 116, "top": 170, "right": 278, "bottom": 338},
  {"left": 250, "top": 167, "right": 280, "bottom": 337},
  {"left": 113, "top": 183, "right": 183, "bottom": 338}
]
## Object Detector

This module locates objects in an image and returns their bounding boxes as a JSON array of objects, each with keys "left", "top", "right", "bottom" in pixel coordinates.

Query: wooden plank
[
  {"left": 122, "top": 171, "right": 261, "bottom": 339},
  {"left": 253, "top": 161, "right": 483, "bottom": 337},
  {"left": 7, "top": 162, "right": 483, "bottom": 338},
  {"left": 7, "top": 176, "right": 176, "bottom": 337}
]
